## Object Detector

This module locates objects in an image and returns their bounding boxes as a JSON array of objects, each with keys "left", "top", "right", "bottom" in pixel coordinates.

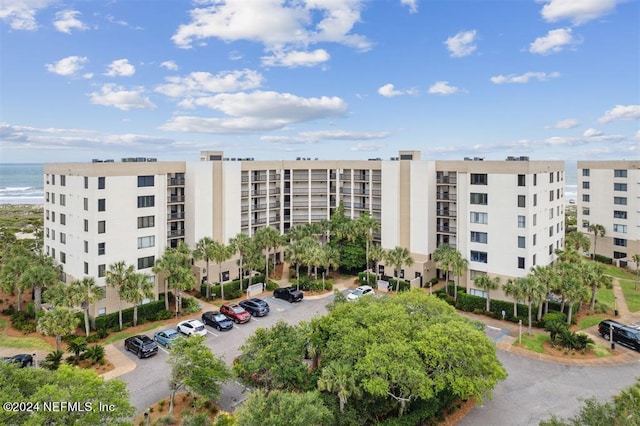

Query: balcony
[
  {"left": 436, "top": 175, "right": 457, "bottom": 184},
  {"left": 437, "top": 209, "right": 457, "bottom": 217},
  {"left": 436, "top": 193, "right": 456, "bottom": 201},
  {"left": 437, "top": 226, "right": 456, "bottom": 234},
  {"left": 310, "top": 173, "right": 328, "bottom": 181},
  {"left": 251, "top": 190, "right": 267, "bottom": 196},
  {"left": 167, "top": 229, "right": 185, "bottom": 238},
  {"left": 292, "top": 189, "right": 309, "bottom": 195},
  {"left": 167, "top": 177, "right": 185, "bottom": 186},
  {"left": 168, "top": 195, "right": 185, "bottom": 204},
  {"left": 167, "top": 211, "right": 185, "bottom": 220}
]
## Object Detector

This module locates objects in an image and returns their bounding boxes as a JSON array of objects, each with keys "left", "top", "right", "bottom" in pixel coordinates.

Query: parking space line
[{"left": 159, "top": 346, "right": 170, "bottom": 355}]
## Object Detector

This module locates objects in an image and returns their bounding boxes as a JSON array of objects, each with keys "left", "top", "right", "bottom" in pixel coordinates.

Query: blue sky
[{"left": 1, "top": 0, "right": 638, "bottom": 163}]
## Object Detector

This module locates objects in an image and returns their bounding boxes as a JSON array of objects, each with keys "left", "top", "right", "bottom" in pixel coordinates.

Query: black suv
[
  {"left": 2, "top": 353, "right": 34, "bottom": 368},
  {"left": 598, "top": 319, "right": 640, "bottom": 351},
  {"left": 124, "top": 335, "right": 159, "bottom": 358},
  {"left": 273, "top": 287, "right": 303, "bottom": 303},
  {"left": 239, "top": 298, "right": 270, "bottom": 316}
]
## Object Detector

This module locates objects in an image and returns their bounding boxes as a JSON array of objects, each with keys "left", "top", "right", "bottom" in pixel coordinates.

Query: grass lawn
[
  {"left": 603, "top": 264, "right": 635, "bottom": 280},
  {"left": 619, "top": 279, "right": 640, "bottom": 313},
  {"left": 102, "top": 323, "right": 161, "bottom": 345},
  {"left": 577, "top": 315, "right": 607, "bottom": 330},
  {"left": 0, "top": 334, "right": 53, "bottom": 351},
  {"left": 596, "top": 287, "right": 615, "bottom": 309},
  {"left": 517, "top": 333, "right": 549, "bottom": 354},
  {"left": 592, "top": 343, "right": 613, "bottom": 358},
  {"left": 0, "top": 318, "right": 7, "bottom": 330}
]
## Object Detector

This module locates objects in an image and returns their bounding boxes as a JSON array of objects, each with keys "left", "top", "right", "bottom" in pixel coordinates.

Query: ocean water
[
  {"left": 0, "top": 161, "right": 577, "bottom": 205},
  {"left": 0, "top": 163, "right": 44, "bottom": 205}
]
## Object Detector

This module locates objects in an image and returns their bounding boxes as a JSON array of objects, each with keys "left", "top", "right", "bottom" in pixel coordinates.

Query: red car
[{"left": 220, "top": 303, "right": 251, "bottom": 324}]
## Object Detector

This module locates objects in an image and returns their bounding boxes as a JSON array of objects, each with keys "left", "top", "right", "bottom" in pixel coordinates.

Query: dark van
[{"left": 598, "top": 319, "right": 640, "bottom": 352}]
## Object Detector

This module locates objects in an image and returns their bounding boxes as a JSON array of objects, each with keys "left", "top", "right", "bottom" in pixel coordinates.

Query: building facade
[
  {"left": 577, "top": 161, "right": 640, "bottom": 267},
  {"left": 43, "top": 152, "right": 564, "bottom": 318}
]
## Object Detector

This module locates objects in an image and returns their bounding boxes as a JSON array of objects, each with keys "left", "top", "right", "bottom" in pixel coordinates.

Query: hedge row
[
  {"left": 199, "top": 274, "right": 282, "bottom": 300},
  {"left": 94, "top": 300, "right": 166, "bottom": 331},
  {"left": 356, "top": 272, "right": 413, "bottom": 292}
]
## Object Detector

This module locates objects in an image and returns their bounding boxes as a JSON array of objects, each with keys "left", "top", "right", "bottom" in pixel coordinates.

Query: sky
[{"left": 0, "top": 0, "right": 638, "bottom": 163}]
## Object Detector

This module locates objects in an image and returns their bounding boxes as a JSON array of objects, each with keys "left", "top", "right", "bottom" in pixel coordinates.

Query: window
[
  {"left": 533, "top": 234, "right": 537, "bottom": 246},
  {"left": 98, "top": 242, "right": 105, "bottom": 255},
  {"left": 98, "top": 220, "right": 105, "bottom": 234},
  {"left": 549, "top": 190, "right": 554, "bottom": 201},
  {"left": 549, "top": 244, "right": 553, "bottom": 255},
  {"left": 60, "top": 233, "right": 66, "bottom": 244},
  {"left": 614, "top": 169, "right": 627, "bottom": 178},
  {"left": 46, "top": 192, "right": 50, "bottom": 202},
  {"left": 470, "top": 231, "right": 488, "bottom": 244},
  {"left": 549, "top": 226, "right": 553, "bottom": 237},
  {"left": 51, "top": 212, "right": 55, "bottom": 222},
  {"left": 533, "top": 213, "right": 537, "bottom": 226},
  {"left": 582, "top": 207, "right": 590, "bottom": 216},
  {"left": 137, "top": 195, "right": 155, "bottom": 208},
  {"left": 582, "top": 220, "right": 590, "bottom": 229},
  {"left": 613, "top": 224, "right": 627, "bottom": 233},
  {"left": 98, "top": 264, "right": 106, "bottom": 277},
  {"left": 613, "top": 251, "right": 627, "bottom": 259},
  {"left": 51, "top": 248, "right": 55, "bottom": 258},
  {"left": 470, "top": 251, "right": 488, "bottom": 263},
  {"left": 470, "top": 174, "right": 487, "bottom": 185},
  {"left": 582, "top": 194, "right": 590, "bottom": 202},
  {"left": 582, "top": 181, "right": 590, "bottom": 189},
  {"left": 98, "top": 308, "right": 106, "bottom": 317},
  {"left": 59, "top": 194, "right": 65, "bottom": 206},
  {"left": 51, "top": 192, "right": 55, "bottom": 204},
  {"left": 84, "top": 219, "right": 88, "bottom": 232},
  {"left": 98, "top": 177, "right": 105, "bottom": 189},
  {"left": 469, "top": 288, "right": 487, "bottom": 298},
  {"left": 557, "top": 188, "right": 560, "bottom": 199},
  {"left": 533, "top": 174, "right": 537, "bottom": 186},
  {"left": 84, "top": 241, "right": 88, "bottom": 253},
  {"left": 84, "top": 176, "right": 88, "bottom": 189},
  {"left": 533, "top": 254, "right": 536, "bottom": 266},
  {"left": 60, "top": 252, "right": 66, "bottom": 264},
  {"left": 51, "top": 230, "right": 55, "bottom": 240},
  {"left": 469, "top": 270, "right": 486, "bottom": 280},
  {"left": 549, "top": 172, "right": 554, "bottom": 183},
  {"left": 52, "top": 175, "right": 56, "bottom": 185},
  {"left": 517, "top": 174, "right": 525, "bottom": 186},
  {"left": 60, "top": 175, "right": 66, "bottom": 186},
  {"left": 517, "top": 195, "right": 526, "bottom": 207},
  {"left": 470, "top": 193, "right": 488, "bottom": 205},
  {"left": 517, "top": 257, "right": 525, "bottom": 269},
  {"left": 138, "top": 256, "right": 155, "bottom": 270},
  {"left": 470, "top": 212, "right": 488, "bottom": 224},
  {"left": 614, "top": 238, "right": 627, "bottom": 247},
  {"left": 614, "top": 183, "right": 627, "bottom": 191},
  {"left": 533, "top": 194, "right": 537, "bottom": 207},
  {"left": 46, "top": 228, "right": 49, "bottom": 238},
  {"left": 98, "top": 199, "right": 106, "bottom": 212},
  {"left": 60, "top": 214, "right": 66, "bottom": 225},
  {"left": 84, "top": 262, "right": 89, "bottom": 274},
  {"left": 550, "top": 209, "right": 554, "bottom": 219},
  {"left": 557, "top": 171, "right": 560, "bottom": 181},
  {"left": 137, "top": 236, "right": 155, "bottom": 249},
  {"left": 614, "top": 210, "right": 627, "bottom": 219},
  {"left": 84, "top": 198, "right": 88, "bottom": 211},
  {"left": 137, "top": 215, "right": 155, "bottom": 228},
  {"left": 518, "top": 215, "right": 526, "bottom": 228},
  {"left": 45, "top": 210, "right": 49, "bottom": 220},
  {"left": 614, "top": 197, "right": 627, "bottom": 205},
  {"left": 518, "top": 236, "right": 525, "bottom": 248},
  {"left": 137, "top": 175, "right": 155, "bottom": 187},
  {"left": 582, "top": 169, "right": 590, "bottom": 176}
]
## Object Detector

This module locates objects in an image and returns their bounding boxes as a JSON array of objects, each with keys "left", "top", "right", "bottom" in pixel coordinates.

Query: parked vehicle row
[{"left": 598, "top": 319, "right": 640, "bottom": 351}]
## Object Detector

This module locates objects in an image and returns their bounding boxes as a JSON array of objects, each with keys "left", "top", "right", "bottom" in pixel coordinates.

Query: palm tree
[
  {"left": 303, "top": 240, "right": 326, "bottom": 280},
  {"left": 474, "top": 275, "right": 500, "bottom": 312},
  {"left": 229, "top": 233, "right": 253, "bottom": 292},
  {"left": 284, "top": 238, "right": 307, "bottom": 288},
  {"left": 632, "top": 254, "right": 640, "bottom": 290},
  {"left": 588, "top": 224, "right": 606, "bottom": 260},
  {"left": 451, "top": 251, "right": 468, "bottom": 302},
  {"left": 369, "top": 244, "right": 386, "bottom": 282},
  {"left": 153, "top": 242, "right": 195, "bottom": 315},
  {"left": 565, "top": 231, "right": 590, "bottom": 254},
  {"left": 37, "top": 307, "right": 80, "bottom": 351},
  {"left": 530, "top": 265, "right": 560, "bottom": 319},
  {"left": 211, "top": 241, "right": 233, "bottom": 300},
  {"left": 66, "top": 336, "right": 87, "bottom": 365},
  {"left": 385, "top": 246, "right": 414, "bottom": 292},
  {"left": 255, "top": 226, "right": 282, "bottom": 282},
  {"left": 105, "top": 261, "right": 134, "bottom": 331},
  {"left": 433, "top": 244, "right": 455, "bottom": 295},
  {"left": 21, "top": 254, "right": 59, "bottom": 313},
  {"left": 120, "top": 272, "right": 154, "bottom": 326},
  {"left": 563, "top": 278, "right": 589, "bottom": 325},
  {"left": 42, "top": 282, "right": 74, "bottom": 309},
  {"left": 519, "top": 276, "right": 547, "bottom": 333},
  {"left": 503, "top": 278, "right": 524, "bottom": 318},
  {"left": 193, "top": 237, "right": 216, "bottom": 299},
  {"left": 355, "top": 212, "right": 380, "bottom": 275},
  {"left": 323, "top": 245, "right": 340, "bottom": 277},
  {"left": 0, "top": 250, "right": 32, "bottom": 311},
  {"left": 243, "top": 248, "right": 265, "bottom": 288},
  {"left": 581, "top": 261, "right": 613, "bottom": 311},
  {"left": 70, "top": 277, "right": 104, "bottom": 337},
  {"left": 317, "top": 361, "right": 361, "bottom": 413}
]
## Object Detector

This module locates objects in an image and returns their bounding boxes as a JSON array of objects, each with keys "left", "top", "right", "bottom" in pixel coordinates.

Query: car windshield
[
  {"left": 352, "top": 289, "right": 364, "bottom": 296},
  {"left": 195, "top": 324, "right": 204, "bottom": 331},
  {"left": 166, "top": 330, "right": 179, "bottom": 338},
  {"left": 232, "top": 306, "right": 245, "bottom": 313},
  {"left": 214, "top": 314, "right": 228, "bottom": 321}
]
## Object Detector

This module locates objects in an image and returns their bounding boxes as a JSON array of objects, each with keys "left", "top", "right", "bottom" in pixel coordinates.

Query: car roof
[
  {"left": 224, "top": 303, "right": 241, "bottom": 308},
  {"left": 356, "top": 285, "right": 373, "bottom": 290}
]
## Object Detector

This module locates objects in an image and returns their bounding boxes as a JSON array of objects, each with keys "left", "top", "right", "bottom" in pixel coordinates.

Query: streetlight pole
[
  {"left": 614, "top": 296, "right": 618, "bottom": 317},
  {"left": 610, "top": 324, "right": 615, "bottom": 350},
  {"left": 519, "top": 320, "right": 522, "bottom": 345}
]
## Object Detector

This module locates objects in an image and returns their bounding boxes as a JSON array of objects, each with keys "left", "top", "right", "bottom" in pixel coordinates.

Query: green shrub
[
  {"left": 96, "top": 328, "right": 109, "bottom": 339},
  {"left": 265, "top": 281, "right": 280, "bottom": 291},
  {"left": 358, "top": 272, "right": 377, "bottom": 286},
  {"left": 26, "top": 302, "right": 36, "bottom": 319},
  {"left": 94, "top": 300, "right": 166, "bottom": 331},
  {"left": 542, "top": 311, "right": 567, "bottom": 327},
  {"left": 155, "top": 310, "right": 173, "bottom": 320},
  {"left": 324, "top": 281, "right": 333, "bottom": 291},
  {"left": 11, "top": 311, "right": 36, "bottom": 334},
  {"left": 181, "top": 298, "right": 201, "bottom": 314},
  {"left": 85, "top": 344, "right": 105, "bottom": 364},
  {"left": 42, "top": 350, "right": 64, "bottom": 370},
  {"left": 594, "top": 254, "right": 613, "bottom": 265}
]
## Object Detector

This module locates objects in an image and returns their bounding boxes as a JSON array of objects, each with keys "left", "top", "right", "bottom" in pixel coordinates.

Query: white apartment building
[
  {"left": 577, "top": 161, "right": 640, "bottom": 267},
  {"left": 43, "top": 152, "right": 564, "bottom": 318}
]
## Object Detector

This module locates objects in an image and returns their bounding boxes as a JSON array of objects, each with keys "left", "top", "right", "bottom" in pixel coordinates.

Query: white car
[
  {"left": 177, "top": 319, "right": 207, "bottom": 337},
  {"left": 347, "top": 285, "right": 375, "bottom": 301}
]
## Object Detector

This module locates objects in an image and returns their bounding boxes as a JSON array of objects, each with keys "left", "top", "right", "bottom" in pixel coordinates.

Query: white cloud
[
  {"left": 545, "top": 129, "right": 624, "bottom": 146},
  {"left": 401, "top": 0, "right": 418, "bottom": 14},
  {"left": 529, "top": 28, "right": 577, "bottom": 55},
  {"left": 551, "top": 118, "right": 579, "bottom": 129},
  {"left": 583, "top": 128, "right": 602, "bottom": 137},
  {"left": 105, "top": 59, "right": 136, "bottom": 77},
  {"left": 427, "top": 81, "right": 460, "bottom": 95},
  {"left": 171, "top": 0, "right": 370, "bottom": 51},
  {"left": 155, "top": 69, "right": 263, "bottom": 98},
  {"left": 350, "top": 142, "right": 385, "bottom": 151},
  {"left": 597, "top": 105, "right": 640, "bottom": 123},
  {"left": 490, "top": 71, "right": 560, "bottom": 84},
  {"left": 0, "top": 0, "right": 52, "bottom": 31},
  {"left": 45, "top": 56, "right": 89, "bottom": 77},
  {"left": 378, "top": 83, "right": 416, "bottom": 97},
  {"left": 261, "top": 49, "right": 330, "bottom": 68},
  {"left": 540, "top": 0, "right": 619, "bottom": 25},
  {"left": 444, "top": 30, "right": 478, "bottom": 58},
  {"left": 161, "top": 91, "right": 347, "bottom": 134},
  {"left": 53, "top": 10, "right": 88, "bottom": 34},
  {"left": 634, "top": 131, "right": 640, "bottom": 141},
  {"left": 262, "top": 130, "right": 390, "bottom": 144},
  {"left": 89, "top": 84, "right": 156, "bottom": 110},
  {"left": 160, "top": 60, "right": 179, "bottom": 71}
]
